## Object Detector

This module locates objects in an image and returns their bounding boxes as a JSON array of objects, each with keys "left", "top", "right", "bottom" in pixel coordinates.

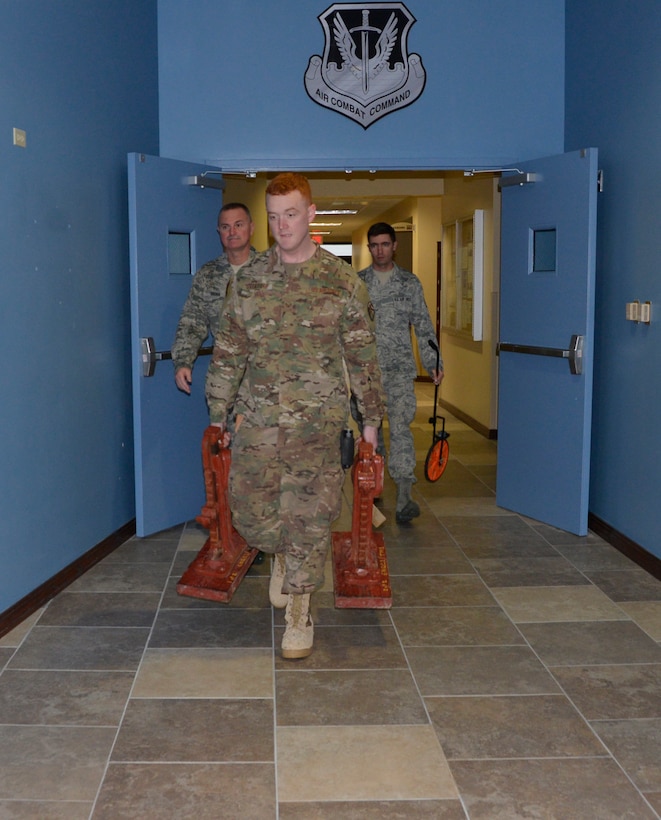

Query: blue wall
[
  {"left": 0, "top": 1, "right": 159, "bottom": 611},
  {"left": 158, "top": 0, "right": 565, "bottom": 170},
  {"left": 2, "top": 0, "right": 659, "bottom": 616},
  {"left": 566, "top": 0, "right": 661, "bottom": 559}
]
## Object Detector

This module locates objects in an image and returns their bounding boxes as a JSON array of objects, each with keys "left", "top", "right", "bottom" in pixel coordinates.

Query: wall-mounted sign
[{"left": 304, "top": 3, "right": 426, "bottom": 129}]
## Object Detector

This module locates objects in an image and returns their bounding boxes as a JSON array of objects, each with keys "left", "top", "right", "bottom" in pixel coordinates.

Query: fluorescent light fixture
[
  {"left": 310, "top": 222, "right": 342, "bottom": 227},
  {"left": 310, "top": 230, "right": 332, "bottom": 235},
  {"left": 316, "top": 209, "right": 358, "bottom": 215},
  {"left": 321, "top": 243, "right": 353, "bottom": 256}
]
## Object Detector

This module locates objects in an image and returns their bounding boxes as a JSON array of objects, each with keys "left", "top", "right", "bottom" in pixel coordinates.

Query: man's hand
[
  {"left": 362, "top": 425, "right": 379, "bottom": 449},
  {"left": 211, "top": 422, "right": 231, "bottom": 447},
  {"left": 432, "top": 369, "right": 444, "bottom": 386},
  {"left": 175, "top": 367, "right": 193, "bottom": 394}
]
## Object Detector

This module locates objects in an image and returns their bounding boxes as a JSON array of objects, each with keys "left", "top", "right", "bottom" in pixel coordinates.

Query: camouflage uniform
[
  {"left": 171, "top": 248, "right": 258, "bottom": 373},
  {"left": 357, "top": 262, "right": 441, "bottom": 485},
  {"left": 205, "top": 244, "right": 384, "bottom": 594}
]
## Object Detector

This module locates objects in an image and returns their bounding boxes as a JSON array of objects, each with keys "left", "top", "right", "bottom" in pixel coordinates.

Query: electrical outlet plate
[
  {"left": 626, "top": 301, "right": 640, "bottom": 321},
  {"left": 13, "top": 128, "right": 27, "bottom": 148}
]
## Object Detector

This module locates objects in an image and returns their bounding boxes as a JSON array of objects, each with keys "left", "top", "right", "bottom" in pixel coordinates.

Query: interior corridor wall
[
  {"left": 438, "top": 176, "right": 498, "bottom": 433},
  {"left": 158, "top": 0, "right": 565, "bottom": 170},
  {"left": 0, "top": 1, "right": 159, "bottom": 612},
  {"left": 565, "top": 0, "right": 661, "bottom": 561},
  {"left": 157, "top": 0, "right": 562, "bottom": 439}
]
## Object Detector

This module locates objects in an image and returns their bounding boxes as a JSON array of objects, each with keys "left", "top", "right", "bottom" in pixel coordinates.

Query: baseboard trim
[
  {"left": 0, "top": 519, "right": 137, "bottom": 639},
  {"left": 436, "top": 398, "right": 498, "bottom": 440},
  {"left": 588, "top": 513, "right": 661, "bottom": 582}
]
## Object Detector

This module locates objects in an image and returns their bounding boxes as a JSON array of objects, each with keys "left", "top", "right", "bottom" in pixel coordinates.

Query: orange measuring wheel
[
  {"left": 424, "top": 434, "right": 450, "bottom": 482},
  {"left": 424, "top": 337, "right": 450, "bottom": 483}
]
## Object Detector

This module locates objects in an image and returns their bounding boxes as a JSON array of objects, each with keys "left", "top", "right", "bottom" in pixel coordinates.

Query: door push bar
[
  {"left": 497, "top": 334, "right": 584, "bottom": 375},
  {"left": 140, "top": 336, "right": 213, "bottom": 378}
]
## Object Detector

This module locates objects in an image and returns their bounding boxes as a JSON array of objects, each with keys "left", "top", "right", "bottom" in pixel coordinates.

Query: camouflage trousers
[
  {"left": 351, "top": 374, "right": 417, "bottom": 485},
  {"left": 381, "top": 374, "right": 417, "bottom": 484},
  {"left": 228, "top": 423, "right": 345, "bottom": 594}
]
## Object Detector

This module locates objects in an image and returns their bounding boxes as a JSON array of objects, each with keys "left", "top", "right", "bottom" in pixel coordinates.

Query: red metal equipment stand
[
  {"left": 331, "top": 440, "right": 392, "bottom": 609},
  {"left": 177, "top": 426, "right": 258, "bottom": 603}
]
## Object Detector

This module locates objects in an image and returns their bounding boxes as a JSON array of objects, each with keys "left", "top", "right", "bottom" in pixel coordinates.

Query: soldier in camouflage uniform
[
  {"left": 171, "top": 202, "right": 257, "bottom": 394},
  {"left": 206, "top": 173, "right": 384, "bottom": 660},
  {"left": 358, "top": 222, "right": 443, "bottom": 523}
]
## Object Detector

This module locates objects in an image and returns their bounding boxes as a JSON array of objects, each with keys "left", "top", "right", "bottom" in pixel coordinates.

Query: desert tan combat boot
[
  {"left": 269, "top": 553, "right": 288, "bottom": 609},
  {"left": 282, "top": 593, "right": 313, "bottom": 659}
]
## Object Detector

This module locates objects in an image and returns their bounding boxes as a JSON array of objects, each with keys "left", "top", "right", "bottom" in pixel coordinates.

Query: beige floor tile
[
  {"left": 452, "top": 451, "right": 498, "bottom": 467},
  {"left": 618, "top": 601, "right": 661, "bottom": 641},
  {"left": 278, "top": 799, "right": 466, "bottom": 819},
  {"left": 0, "top": 726, "right": 115, "bottom": 800},
  {"left": 424, "top": 497, "right": 510, "bottom": 517},
  {"left": 93, "top": 762, "right": 275, "bottom": 820},
  {"left": 176, "top": 525, "right": 208, "bottom": 552},
  {"left": 3, "top": 398, "right": 660, "bottom": 818},
  {"left": 277, "top": 725, "right": 457, "bottom": 802},
  {"left": 493, "top": 585, "right": 630, "bottom": 622},
  {"left": 519, "top": 620, "right": 661, "bottom": 666},
  {"left": 451, "top": 757, "right": 657, "bottom": 820},
  {"left": 646, "top": 791, "right": 661, "bottom": 815},
  {"left": 0, "top": 609, "right": 44, "bottom": 647},
  {"left": 0, "top": 800, "right": 92, "bottom": 818},
  {"left": 276, "top": 669, "right": 427, "bottom": 726},
  {"left": 427, "top": 694, "right": 604, "bottom": 759},
  {"left": 132, "top": 647, "right": 273, "bottom": 698},
  {"left": 591, "top": 717, "right": 661, "bottom": 791},
  {"left": 112, "top": 699, "right": 273, "bottom": 763},
  {"left": 551, "top": 664, "right": 661, "bottom": 720}
]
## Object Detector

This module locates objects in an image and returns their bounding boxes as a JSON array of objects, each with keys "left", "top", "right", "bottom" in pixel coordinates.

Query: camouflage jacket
[
  {"left": 206, "top": 244, "right": 385, "bottom": 431},
  {"left": 357, "top": 263, "right": 442, "bottom": 379},
  {"left": 171, "top": 248, "right": 258, "bottom": 372}
]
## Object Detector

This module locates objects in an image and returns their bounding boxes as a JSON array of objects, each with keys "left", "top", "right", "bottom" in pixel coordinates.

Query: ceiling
[
  {"left": 307, "top": 171, "right": 448, "bottom": 242},
  {"left": 237, "top": 170, "right": 454, "bottom": 243}
]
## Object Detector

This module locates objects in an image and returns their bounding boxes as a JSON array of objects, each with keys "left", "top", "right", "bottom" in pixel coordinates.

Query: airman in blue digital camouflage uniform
[
  {"left": 358, "top": 222, "right": 443, "bottom": 523},
  {"left": 205, "top": 173, "right": 384, "bottom": 660}
]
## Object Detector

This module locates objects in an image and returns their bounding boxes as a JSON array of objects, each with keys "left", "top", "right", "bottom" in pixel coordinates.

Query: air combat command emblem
[{"left": 304, "top": 3, "right": 426, "bottom": 129}]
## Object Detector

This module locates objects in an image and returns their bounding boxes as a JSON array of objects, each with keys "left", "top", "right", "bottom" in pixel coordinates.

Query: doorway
[{"left": 222, "top": 170, "right": 500, "bottom": 439}]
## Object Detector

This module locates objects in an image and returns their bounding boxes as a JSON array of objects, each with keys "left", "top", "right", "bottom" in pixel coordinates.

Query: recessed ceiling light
[{"left": 315, "top": 209, "right": 359, "bottom": 215}]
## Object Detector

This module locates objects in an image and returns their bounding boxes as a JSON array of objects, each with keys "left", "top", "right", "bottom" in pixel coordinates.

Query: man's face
[
  {"left": 368, "top": 233, "right": 397, "bottom": 271},
  {"left": 266, "top": 190, "right": 315, "bottom": 260},
  {"left": 217, "top": 208, "right": 253, "bottom": 252}
]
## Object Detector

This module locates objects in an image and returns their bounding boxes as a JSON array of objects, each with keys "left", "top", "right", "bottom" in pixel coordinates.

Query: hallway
[{"left": 1, "top": 384, "right": 660, "bottom": 818}]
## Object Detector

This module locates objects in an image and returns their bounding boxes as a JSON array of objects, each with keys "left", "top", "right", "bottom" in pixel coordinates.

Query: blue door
[
  {"left": 128, "top": 153, "right": 223, "bottom": 536},
  {"left": 496, "top": 149, "right": 598, "bottom": 535}
]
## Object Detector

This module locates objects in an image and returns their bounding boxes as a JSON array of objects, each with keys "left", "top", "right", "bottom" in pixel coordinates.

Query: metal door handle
[
  {"left": 497, "top": 334, "right": 583, "bottom": 375},
  {"left": 140, "top": 336, "right": 213, "bottom": 378}
]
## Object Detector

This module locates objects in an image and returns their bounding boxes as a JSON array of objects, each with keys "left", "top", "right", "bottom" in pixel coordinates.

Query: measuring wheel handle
[{"left": 424, "top": 338, "right": 450, "bottom": 482}]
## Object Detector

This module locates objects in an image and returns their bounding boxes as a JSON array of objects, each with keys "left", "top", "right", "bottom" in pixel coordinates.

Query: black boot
[{"left": 396, "top": 480, "right": 420, "bottom": 523}]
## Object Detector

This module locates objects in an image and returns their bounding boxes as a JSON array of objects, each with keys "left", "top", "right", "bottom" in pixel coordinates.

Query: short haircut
[
  {"left": 266, "top": 172, "right": 312, "bottom": 204},
  {"left": 367, "top": 222, "right": 396, "bottom": 243},
  {"left": 218, "top": 202, "right": 252, "bottom": 222}
]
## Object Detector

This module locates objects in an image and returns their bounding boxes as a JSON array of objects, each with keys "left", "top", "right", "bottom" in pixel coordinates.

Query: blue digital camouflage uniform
[
  {"left": 205, "top": 244, "right": 385, "bottom": 594},
  {"left": 171, "top": 248, "right": 258, "bottom": 373},
  {"left": 357, "top": 262, "right": 442, "bottom": 486}
]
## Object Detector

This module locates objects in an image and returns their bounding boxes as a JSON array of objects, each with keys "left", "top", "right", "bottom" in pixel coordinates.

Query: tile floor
[{"left": 1, "top": 384, "right": 661, "bottom": 818}]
